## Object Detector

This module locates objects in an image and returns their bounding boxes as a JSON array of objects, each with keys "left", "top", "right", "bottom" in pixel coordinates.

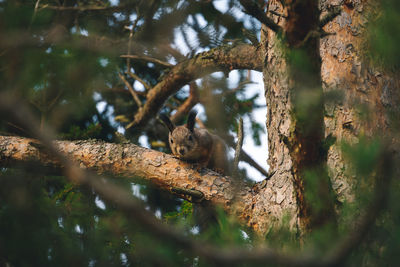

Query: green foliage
[
  {"left": 341, "top": 137, "right": 382, "bottom": 180},
  {"left": 0, "top": 0, "right": 399, "bottom": 266},
  {"left": 59, "top": 123, "right": 103, "bottom": 140},
  {"left": 368, "top": 0, "right": 400, "bottom": 68},
  {"left": 164, "top": 200, "right": 194, "bottom": 225}
]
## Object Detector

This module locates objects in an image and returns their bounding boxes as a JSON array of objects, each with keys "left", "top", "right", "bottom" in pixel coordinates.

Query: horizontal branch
[
  {"left": 38, "top": 4, "right": 130, "bottom": 12},
  {"left": 0, "top": 135, "right": 246, "bottom": 211},
  {"left": 1, "top": 28, "right": 128, "bottom": 55},
  {"left": 120, "top": 54, "right": 173, "bottom": 68},
  {"left": 127, "top": 43, "right": 263, "bottom": 128}
]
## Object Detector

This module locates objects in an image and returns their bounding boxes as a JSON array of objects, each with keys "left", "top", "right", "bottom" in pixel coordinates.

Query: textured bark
[
  {"left": 320, "top": 0, "right": 400, "bottom": 202},
  {"left": 0, "top": 135, "right": 260, "bottom": 231},
  {"left": 258, "top": 0, "right": 400, "bottom": 232},
  {"left": 1, "top": 1, "right": 399, "bottom": 238},
  {"left": 285, "top": 0, "right": 337, "bottom": 231}
]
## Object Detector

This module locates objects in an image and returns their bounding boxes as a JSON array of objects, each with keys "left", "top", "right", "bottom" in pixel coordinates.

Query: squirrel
[{"left": 160, "top": 110, "right": 231, "bottom": 176}]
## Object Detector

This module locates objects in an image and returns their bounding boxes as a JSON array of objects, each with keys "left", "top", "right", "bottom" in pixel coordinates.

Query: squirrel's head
[{"left": 160, "top": 110, "right": 198, "bottom": 159}]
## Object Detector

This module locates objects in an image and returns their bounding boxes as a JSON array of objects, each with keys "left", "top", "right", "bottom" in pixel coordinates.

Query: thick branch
[
  {"left": 0, "top": 135, "right": 248, "bottom": 212},
  {"left": 0, "top": 134, "right": 393, "bottom": 266},
  {"left": 126, "top": 43, "right": 263, "bottom": 129}
]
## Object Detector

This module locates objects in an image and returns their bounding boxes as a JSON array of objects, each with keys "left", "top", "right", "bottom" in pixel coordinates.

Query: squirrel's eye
[
  {"left": 170, "top": 138, "right": 174, "bottom": 144},
  {"left": 188, "top": 135, "right": 193, "bottom": 141}
]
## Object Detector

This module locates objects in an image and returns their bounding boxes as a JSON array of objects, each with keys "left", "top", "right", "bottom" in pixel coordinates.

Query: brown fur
[{"left": 161, "top": 111, "right": 230, "bottom": 175}]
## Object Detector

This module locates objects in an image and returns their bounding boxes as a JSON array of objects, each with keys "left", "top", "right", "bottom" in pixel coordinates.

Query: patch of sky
[
  {"left": 94, "top": 98, "right": 120, "bottom": 130},
  {"left": 120, "top": 253, "right": 128, "bottom": 265},
  {"left": 211, "top": 72, "right": 225, "bottom": 79},
  {"left": 93, "top": 92, "right": 102, "bottom": 101},
  {"left": 131, "top": 184, "right": 148, "bottom": 201},
  {"left": 95, "top": 196, "right": 106, "bottom": 210},
  {"left": 33, "top": 83, "right": 46, "bottom": 92},
  {"left": 195, "top": 70, "right": 267, "bottom": 182},
  {"left": 173, "top": 28, "right": 191, "bottom": 56},
  {"left": 167, "top": 57, "right": 177, "bottom": 65},
  {"left": 117, "top": 126, "right": 125, "bottom": 134},
  {"left": 190, "top": 226, "right": 200, "bottom": 235},
  {"left": 240, "top": 229, "right": 250, "bottom": 240},
  {"left": 58, "top": 217, "right": 64, "bottom": 228},
  {"left": 113, "top": 12, "right": 126, "bottom": 22},
  {"left": 46, "top": 47, "right": 52, "bottom": 54},
  {"left": 47, "top": 248, "right": 52, "bottom": 260},
  {"left": 187, "top": 14, "right": 194, "bottom": 25},
  {"left": 129, "top": 13, "right": 137, "bottom": 23},
  {"left": 75, "top": 224, "right": 83, "bottom": 234},
  {"left": 92, "top": 115, "right": 99, "bottom": 124},
  {"left": 96, "top": 101, "right": 107, "bottom": 113},
  {"left": 238, "top": 110, "right": 268, "bottom": 182},
  {"left": 109, "top": 0, "right": 119, "bottom": 6},
  {"left": 154, "top": 209, "right": 162, "bottom": 219},
  {"left": 177, "top": 0, "right": 187, "bottom": 9},
  {"left": 107, "top": 18, "right": 115, "bottom": 26},
  {"left": 138, "top": 135, "right": 150, "bottom": 148},
  {"left": 195, "top": 14, "right": 208, "bottom": 28},
  {"left": 99, "top": 57, "right": 109, "bottom": 67},
  {"left": 213, "top": 0, "right": 229, "bottom": 13},
  {"left": 175, "top": 84, "right": 190, "bottom": 98},
  {"left": 134, "top": 80, "right": 145, "bottom": 92},
  {"left": 80, "top": 29, "right": 88, "bottom": 36}
]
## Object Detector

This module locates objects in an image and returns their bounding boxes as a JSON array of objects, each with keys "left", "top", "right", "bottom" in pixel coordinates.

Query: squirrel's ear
[
  {"left": 159, "top": 114, "right": 175, "bottom": 132},
  {"left": 187, "top": 110, "right": 197, "bottom": 132}
]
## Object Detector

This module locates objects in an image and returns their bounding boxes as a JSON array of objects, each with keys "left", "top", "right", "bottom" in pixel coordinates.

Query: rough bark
[
  {"left": 0, "top": 135, "right": 259, "bottom": 231},
  {"left": 258, "top": 0, "right": 400, "bottom": 232},
  {"left": 320, "top": 0, "right": 400, "bottom": 202}
]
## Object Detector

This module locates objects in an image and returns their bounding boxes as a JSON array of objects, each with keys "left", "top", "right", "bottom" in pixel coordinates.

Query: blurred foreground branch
[
  {"left": 126, "top": 43, "right": 263, "bottom": 129},
  {"left": 0, "top": 93, "right": 394, "bottom": 266}
]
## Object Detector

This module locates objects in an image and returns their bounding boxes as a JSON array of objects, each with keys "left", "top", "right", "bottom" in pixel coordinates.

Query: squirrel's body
[{"left": 160, "top": 110, "right": 230, "bottom": 175}]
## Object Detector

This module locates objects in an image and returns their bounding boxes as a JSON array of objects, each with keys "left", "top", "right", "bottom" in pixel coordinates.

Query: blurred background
[{"left": 1, "top": 0, "right": 400, "bottom": 266}]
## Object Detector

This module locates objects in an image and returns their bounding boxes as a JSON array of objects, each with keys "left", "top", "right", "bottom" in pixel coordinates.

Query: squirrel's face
[{"left": 169, "top": 126, "right": 197, "bottom": 159}]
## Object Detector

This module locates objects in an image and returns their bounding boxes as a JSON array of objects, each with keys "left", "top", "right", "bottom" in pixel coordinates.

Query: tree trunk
[
  {"left": 320, "top": 0, "right": 400, "bottom": 202},
  {"left": 261, "top": 0, "right": 400, "bottom": 232},
  {"left": 0, "top": 0, "right": 399, "bottom": 238}
]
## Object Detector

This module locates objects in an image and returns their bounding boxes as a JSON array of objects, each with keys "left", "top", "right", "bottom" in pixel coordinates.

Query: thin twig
[
  {"left": 126, "top": 71, "right": 152, "bottom": 91},
  {"left": 233, "top": 118, "right": 244, "bottom": 176},
  {"left": 0, "top": 92, "right": 394, "bottom": 267},
  {"left": 170, "top": 83, "right": 199, "bottom": 123},
  {"left": 120, "top": 54, "right": 173, "bottom": 68},
  {"left": 31, "top": 0, "right": 41, "bottom": 24},
  {"left": 118, "top": 72, "right": 142, "bottom": 108},
  {"left": 221, "top": 80, "right": 255, "bottom": 97},
  {"left": 125, "top": 11, "right": 141, "bottom": 72},
  {"left": 38, "top": 4, "right": 127, "bottom": 12}
]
